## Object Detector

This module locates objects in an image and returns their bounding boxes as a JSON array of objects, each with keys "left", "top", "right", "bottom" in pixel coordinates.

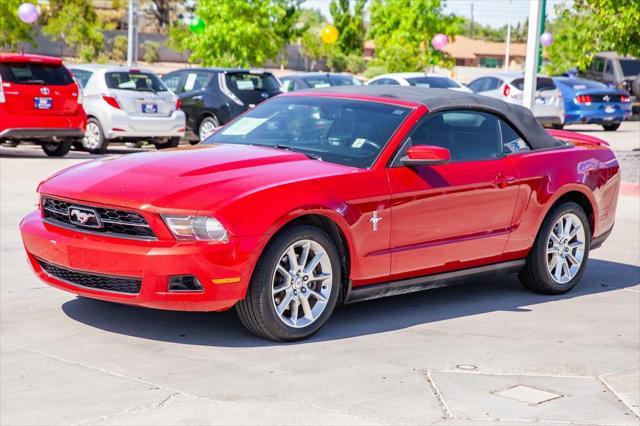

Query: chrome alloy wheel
[
  {"left": 199, "top": 120, "right": 216, "bottom": 140},
  {"left": 83, "top": 121, "right": 101, "bottom": 150},
  {"left": 271, "top": 239, "right": 333, "bottom": 328},
  {"left": 546, "top": 213, "right": 586, "bottom": 284}
]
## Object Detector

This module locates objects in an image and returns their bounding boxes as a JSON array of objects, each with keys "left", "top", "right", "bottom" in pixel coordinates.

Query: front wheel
[
  {"left": 42, "top": 139, "right": 72, "bottom": 157},
  {"left": 519, "top": 202, "right": 591, "bottom": 294},
  {"left": 602, "top": 123, "right": 620, "bottom": 131},
  {"left": 236, "top": 226, "right": 341, "bottom": 341}
]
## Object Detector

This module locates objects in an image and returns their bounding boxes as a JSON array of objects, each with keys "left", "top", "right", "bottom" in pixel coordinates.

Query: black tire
[
  {"left": 198, "top": 115, "right": 220, "bottom": 142},
  {"left": 552, "top": 123, "right": 564, "bottom": 130},
  {"left": 236, "top": 225, "right": 342, "bottom": 341},
  {"left": 519, "top": 201, "right": 591, "bottom": 295},
  {"left": 72, "top": 141, "right": 84, "bottom": 151},
  {"left": 602, "top": 123, "right": 620, "bottom": 131},
  {"left": 41, "top": 139, "right": 72, "bottom": 157},
  {"left": 83, "top": 118, "right": 108, "bottom": 154},
  {"left": 154, "top": 137, "right": 180, "bottom": 149}
]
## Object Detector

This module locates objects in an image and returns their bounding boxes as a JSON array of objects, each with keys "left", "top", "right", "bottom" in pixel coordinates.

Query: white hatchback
[
  {"left": 69, "top": 65, "right": 185, "bottom": 153},
  {"left": 367, "top": 72, "right": 472, "bottom": 92},
  {"left": 466, "top": 73, "right": 565, "bottom": 128}
]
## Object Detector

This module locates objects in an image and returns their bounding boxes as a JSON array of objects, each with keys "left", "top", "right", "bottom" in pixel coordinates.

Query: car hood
[{"left": 39, "top": 144, "right": 356, "bottom": 213}]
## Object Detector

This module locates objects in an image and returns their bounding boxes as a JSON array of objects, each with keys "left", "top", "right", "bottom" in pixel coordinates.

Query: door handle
[
  {"left": 192, "top": 95, "right": 203, "bottom": 100},
  {"left": 493, "top": 175, "right": 516, "bottom": 188}
]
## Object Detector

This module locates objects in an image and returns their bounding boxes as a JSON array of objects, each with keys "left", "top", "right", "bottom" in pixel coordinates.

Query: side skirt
[{"left": 345, "top": 259, "right": 526, "bottom": 304}]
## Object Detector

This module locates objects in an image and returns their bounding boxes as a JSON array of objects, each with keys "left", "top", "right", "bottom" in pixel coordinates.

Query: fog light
[{"left": 168, "top": 275, "right": 203, "bottom": 292}]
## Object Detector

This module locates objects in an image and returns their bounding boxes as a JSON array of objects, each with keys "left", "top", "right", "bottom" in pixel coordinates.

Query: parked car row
[
  {"left": 2, "top": 52, "right": 636, "bottom": 157},
  {"left": 466, "top": 72, "right": 632, "bottom": 131}
]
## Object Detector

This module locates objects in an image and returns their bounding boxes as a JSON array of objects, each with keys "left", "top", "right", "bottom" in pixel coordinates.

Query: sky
[{"left": 302, "top": 0, "right": 574, "bottom": 27}]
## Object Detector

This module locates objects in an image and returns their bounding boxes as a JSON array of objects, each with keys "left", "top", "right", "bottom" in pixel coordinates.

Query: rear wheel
[
  {"left": 154, "top": 137, "right": 180, "bottom": 149},
  {"left": 83, "top": 118, "right": 108, "bottom": 154},
  {"left": 602, "top": 123, "right": 620, "bottom": 131},
  {"left": 519, "top": 202, "right": 590, "bottom": 294},
  {"left": 236, "top": 225, "right": 341, "bottom": 341},
  {"left": 42, "top": 139, "right": 72, "bottom": 157},
  {"left": 198, "top": 116, "right": 219, "bottom": 142}
]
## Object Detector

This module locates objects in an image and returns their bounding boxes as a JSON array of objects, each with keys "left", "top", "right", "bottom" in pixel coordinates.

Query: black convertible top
[{"left": 296, "top": 86, "right": 563, "bottom": 150}]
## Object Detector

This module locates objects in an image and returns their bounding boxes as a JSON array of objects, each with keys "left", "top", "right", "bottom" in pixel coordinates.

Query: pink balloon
[
  {"left": 540, "top": 32, "right": 554, "bottom": 47},
  {"left": 18, "top": 3, "right": 38, "bottom": 24},
  {"left": 431, "top": 34, "right": 449, "bottom": 51}
]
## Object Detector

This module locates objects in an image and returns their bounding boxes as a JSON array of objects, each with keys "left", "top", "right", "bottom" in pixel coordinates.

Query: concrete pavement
[{"left": 1, "top": 125, "right": 639, "bottom": 425}]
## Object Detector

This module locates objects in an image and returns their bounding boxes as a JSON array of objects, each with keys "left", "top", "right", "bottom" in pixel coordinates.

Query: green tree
[
  {"left": 143, "top": 40, "right": 161, "bottom": 63},
  {"left": 170, "top": 0, "right": 294, "bottom": 67},
  {"left": 0, "top": 0, "right": 35, "bottom": 50},
  {"left": 43, "top": 0, "right": 104, "bottom": 61},
  {"left": 297, "top": 9, "right": 329, "bottom": 70},
  {"left": 110, "top": 35, "right": 129, "bottom": 62},
  {"left": 544, "top": 0, "right": 640, "bottom": 75},
  {"left": 369, "top": 0, "right": 463, "bottom": 73},
  {"left": 329, "top": 0, "right": 367, "bottom": 55}
]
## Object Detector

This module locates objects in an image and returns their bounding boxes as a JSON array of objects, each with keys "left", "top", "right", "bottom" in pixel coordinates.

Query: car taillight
[
  {"left": 503, "top": 84, "right": 511, "bottom": 97},
  {"left": 102, "top": 95, "right": 121, "bottom": 109},
  {"left": 575, "top": 95, "right": 592, "bottom": 105},
  {"left": 621, "top": 95, "right": 630, "bottom": 103},
  {"left": 175, "top": 97, "right": 181, "bottom": 110}
]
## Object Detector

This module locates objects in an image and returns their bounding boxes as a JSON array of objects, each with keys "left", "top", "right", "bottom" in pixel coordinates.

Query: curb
[{"left": 620, "top": 181, "right": 640, "bottom": 197}]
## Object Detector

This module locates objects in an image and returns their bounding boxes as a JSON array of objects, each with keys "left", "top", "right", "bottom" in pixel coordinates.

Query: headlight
[{"left": 162, "top": 215, "right": 228, "bottom": 242}]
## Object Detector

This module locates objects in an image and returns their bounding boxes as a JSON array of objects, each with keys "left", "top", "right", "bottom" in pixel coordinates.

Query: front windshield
[{"left": 204, "top": 96, "right": 411, "bottom": 168}]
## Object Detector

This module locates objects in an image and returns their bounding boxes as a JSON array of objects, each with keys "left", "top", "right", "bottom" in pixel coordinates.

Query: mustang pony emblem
[{"left": 68, "top": 207, "right": 102, "bottom": 228}]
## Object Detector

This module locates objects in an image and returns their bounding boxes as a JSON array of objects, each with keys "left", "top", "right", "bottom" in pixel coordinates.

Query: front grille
[
  {"left": 42, "top": 197, "right": 156, "bottom": 240},
  {"left": 37, "top": 258, "right": 142, "bottom": 294}
]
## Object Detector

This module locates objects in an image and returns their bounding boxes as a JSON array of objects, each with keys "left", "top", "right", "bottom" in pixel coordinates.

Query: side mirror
[{"left": 401, "top": 145, "right": 451, "bottom": 167}]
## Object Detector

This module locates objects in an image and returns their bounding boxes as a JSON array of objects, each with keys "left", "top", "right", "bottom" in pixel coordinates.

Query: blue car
[{"left": 553, "top": 77, "right": 632, "bottom": 131}]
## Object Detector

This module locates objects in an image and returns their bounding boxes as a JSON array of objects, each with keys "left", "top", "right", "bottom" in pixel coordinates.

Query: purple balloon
[
  {"left": 540, "top": 32, "right": 554, "bottom": 47},
  {"left": 18, "top": 3, "right": 38, "bottom": 24},
  {"left": 431, "top": 33, "right": 449, "bottom": 51}
]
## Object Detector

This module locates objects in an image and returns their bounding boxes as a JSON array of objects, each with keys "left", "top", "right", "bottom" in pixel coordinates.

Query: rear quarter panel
[{"left": 504, "top": 132, "right": 620, "bottom": 258}]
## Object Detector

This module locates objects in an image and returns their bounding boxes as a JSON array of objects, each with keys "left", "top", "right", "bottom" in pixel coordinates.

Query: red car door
[{"left": 386, "top": 109, "right": 521, "bottom": 279}]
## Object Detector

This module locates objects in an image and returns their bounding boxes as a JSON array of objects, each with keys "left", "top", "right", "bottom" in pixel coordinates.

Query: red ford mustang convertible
[{"left": 20, "top": 87, "right": 620, "bottom": 341}]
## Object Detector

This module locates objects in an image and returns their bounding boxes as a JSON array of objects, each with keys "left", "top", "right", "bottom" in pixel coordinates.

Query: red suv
[{"left": 0, "top": 54, "right": 86, "bottom": 156}]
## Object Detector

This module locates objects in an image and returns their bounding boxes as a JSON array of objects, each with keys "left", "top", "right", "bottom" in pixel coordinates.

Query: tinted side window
[
  {"left": 409, "top": 110, "right": 503, "bottom": 162},
  {"left": 500, "top": 119, "right": 530, "bottom": 153},
  {"left": 162, "top": 72, "right": 184, "bottom": 93},
  {"left": 69, "top": 69, "right": 93, "bottom": 88},
  {"left": 486, "top": 77, "right": 502, "bottom": 90},
  {"left": 592, "top": 57, "right": 605, "bottom": 73},
  {"left": 467, "top": 78, "right": 486, "bottom": 92},
  {"left": 183, "top": 71, "right": 211, "bottom": 92}
]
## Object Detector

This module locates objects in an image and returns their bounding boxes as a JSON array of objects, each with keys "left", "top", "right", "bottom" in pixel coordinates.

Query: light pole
[
  {"left": 504, "top": 0, "right": 512, "bottom": 71},
  {"left": 127, "top": 0, "right": 139, "bottom": 67},
  {"left": 522, "top": 0, "right": 543, "bottom": 110}
]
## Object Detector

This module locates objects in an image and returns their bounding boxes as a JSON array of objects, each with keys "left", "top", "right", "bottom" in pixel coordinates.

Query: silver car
[
  {"left": 69, "top": 65, "right": 185, "bottom": 153},
  {"left": 467, "top": 72, "right": 565, "bottom": 128}
]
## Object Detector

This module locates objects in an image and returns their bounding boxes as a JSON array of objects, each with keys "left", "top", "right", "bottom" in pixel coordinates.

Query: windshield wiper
[{"left": 274, "top": 144, "right": 322, "bottom": 161}]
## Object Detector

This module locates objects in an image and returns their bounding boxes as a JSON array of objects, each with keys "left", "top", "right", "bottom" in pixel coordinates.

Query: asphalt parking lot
[{"left": 1, "top": 122, "right": 639, "bottom": 425}]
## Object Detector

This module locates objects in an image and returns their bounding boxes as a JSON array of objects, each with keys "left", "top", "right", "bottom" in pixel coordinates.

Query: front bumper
[
  {"left": 102, "top": 110, "right": 186, "bottom": 140},
  {"left": 20, "top": 210, "right": 260, "bottom": 312}
]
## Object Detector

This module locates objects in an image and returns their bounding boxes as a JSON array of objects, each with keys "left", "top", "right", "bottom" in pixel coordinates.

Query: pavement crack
[{"left": 421, "top": 369, "right": 453, "bottom": 420}]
